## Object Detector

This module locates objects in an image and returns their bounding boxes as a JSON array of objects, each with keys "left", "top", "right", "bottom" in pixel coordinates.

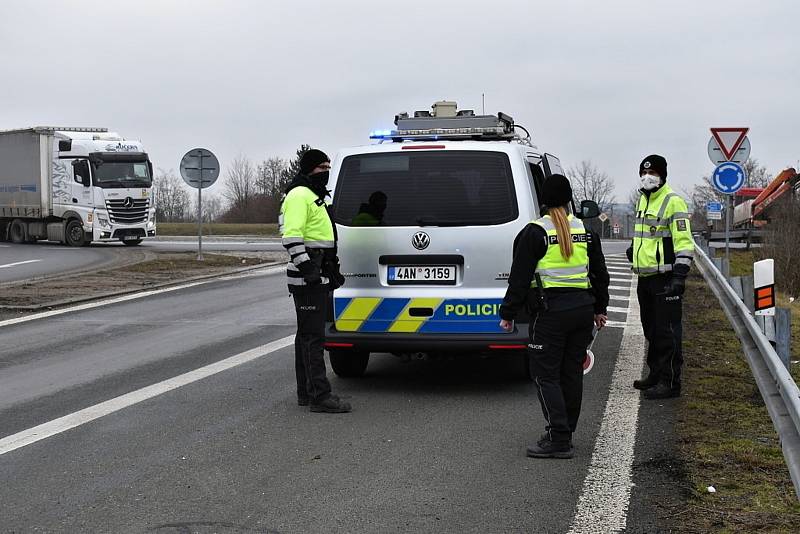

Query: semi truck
[{"left": 0, "top": 126, "right": 156, "bottom": 246}]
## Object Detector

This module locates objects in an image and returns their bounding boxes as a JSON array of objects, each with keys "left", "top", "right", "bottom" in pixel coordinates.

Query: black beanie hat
[
  {"left": 542, "top": 174, "right": 573, "bottom": 207},
  {"left": 299, "top": 149, "right": 330, "bottom": 175},
  {"left": 639, "top": 154, "right": 667, "bottom": 181}
]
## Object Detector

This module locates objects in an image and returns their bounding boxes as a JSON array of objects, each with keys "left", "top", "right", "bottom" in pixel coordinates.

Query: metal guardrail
[{"left": 694, "top": 241, "right": 800, "bottom": 500}]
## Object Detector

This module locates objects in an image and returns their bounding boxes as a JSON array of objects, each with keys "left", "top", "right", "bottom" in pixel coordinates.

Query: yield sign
[{"left": 710, "top": 127, "right": 749, "bottom": 161}]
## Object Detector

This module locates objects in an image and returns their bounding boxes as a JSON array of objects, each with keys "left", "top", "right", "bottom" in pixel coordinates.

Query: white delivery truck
[{"left": 0, "top": 126, "right": 156, "bottom": 246}]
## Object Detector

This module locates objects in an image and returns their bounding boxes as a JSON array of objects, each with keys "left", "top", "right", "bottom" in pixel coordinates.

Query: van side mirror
[{"left": 577, "top": 200, "right": 600, "bottom": 219}]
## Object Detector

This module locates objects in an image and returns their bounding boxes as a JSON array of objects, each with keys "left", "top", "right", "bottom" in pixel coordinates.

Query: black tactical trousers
[
  {"left": 637, "top": 273, "right": 683, "bottom": 389},
  {"left": 528, "top": 304, "right": 595, "bottom": 443},
  {"left": 291, "top": 285, "right": 332, "bottom": 403}
]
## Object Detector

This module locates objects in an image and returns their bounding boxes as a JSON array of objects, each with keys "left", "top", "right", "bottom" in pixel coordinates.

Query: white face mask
[{"left": 639, "top": 174, "right": 661, "bottom": 191}]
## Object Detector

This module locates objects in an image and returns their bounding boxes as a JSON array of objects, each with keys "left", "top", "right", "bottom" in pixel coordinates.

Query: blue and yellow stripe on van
[{"left": 333, "top": 297, "right": 505, "bottom": 334}]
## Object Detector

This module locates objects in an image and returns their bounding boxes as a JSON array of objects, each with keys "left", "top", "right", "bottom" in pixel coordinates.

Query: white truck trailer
[{"left": 0, "top": 126, "right": 156, "bottom": 246}]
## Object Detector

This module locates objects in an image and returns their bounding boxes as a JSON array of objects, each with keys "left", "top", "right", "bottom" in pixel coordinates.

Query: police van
[{"left": 324, "top": 101, "right": 598, "bottom": 377}]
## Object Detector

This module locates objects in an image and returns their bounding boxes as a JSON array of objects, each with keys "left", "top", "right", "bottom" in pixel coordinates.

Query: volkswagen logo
[
  {"left": 123, "top": 197, "right": 134, "bottom": 208},
  {"left": 412, "top": 231, "right": 430, "bottom": 250}
]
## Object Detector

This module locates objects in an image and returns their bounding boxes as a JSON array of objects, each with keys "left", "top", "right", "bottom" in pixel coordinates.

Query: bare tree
[
  {"left": 223, "top": 154, "right": 257, "bottom": 223},
  {"left": 256, "top": 157, "right": 289, "bottom": 198},
  {"left": 742, "top": 158, "right": 771, "bottom": 188},
  {"left": 191, "top": 192, "right": 225, "bottom": 223},
  {"left": 153, "top": 168, "right": 191, "bottom": 222},
  {"left": 566, "top": 160, "right": 616, "bottom": 211}
]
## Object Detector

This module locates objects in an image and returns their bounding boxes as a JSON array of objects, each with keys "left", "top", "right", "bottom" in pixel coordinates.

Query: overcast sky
[{"left": 2, "top": 0, "right": 798, "bottom": 201}]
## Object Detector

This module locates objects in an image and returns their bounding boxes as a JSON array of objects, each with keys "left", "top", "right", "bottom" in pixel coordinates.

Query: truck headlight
[{"left": 97, "top": 216, "right": 111, "bottom": 228}]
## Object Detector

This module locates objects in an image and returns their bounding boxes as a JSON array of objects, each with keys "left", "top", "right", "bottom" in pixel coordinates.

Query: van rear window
[{"left": 333, "top": 151, "right": 518, "bottom": 227}]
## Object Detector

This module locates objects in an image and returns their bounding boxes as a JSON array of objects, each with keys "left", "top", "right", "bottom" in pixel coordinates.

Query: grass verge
[
  {"left": 676, "top": 272, "right": 800, "bottom": 532},
  {"left": 722, "top": 249, "right": 799, "bottom": 381},
  {"left": 156, "top": 223, "right": 279, "bottom": 236}
]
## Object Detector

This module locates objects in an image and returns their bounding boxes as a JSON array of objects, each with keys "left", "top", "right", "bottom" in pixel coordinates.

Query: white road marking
[
  {"left": 610, "top": 277, "right": 632, "bottom": 283},
  {"left": 606, "top": 306, "right": 628, "bottom": 314},
  {"left": 608, "top": 285, "right": 630, "bottom": 291},
  {"left": 0, "top": 259, "right": 42, "bottom": 269},
  {"left": 606, "top": 267, "right": 631, "bottom": 272},
  {"left": 603, "top": 321, "right": 626, "bottom": 328},
  {"left": 568, "top": 278, "right": 645, "bottom": 533},
  {"left": 0, "top": 264, "right": 285, "bottom": 329},
  {"left": 0, "top": 335, "right": 295, "bottom": 456}
]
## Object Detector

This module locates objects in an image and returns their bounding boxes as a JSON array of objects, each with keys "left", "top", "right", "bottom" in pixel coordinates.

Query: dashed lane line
[
  {"left": 0, "top": 259, "right": 42, "bottom": 269},
  {"left": 0, "top": 335, "right": 295, "bottom": 456}
]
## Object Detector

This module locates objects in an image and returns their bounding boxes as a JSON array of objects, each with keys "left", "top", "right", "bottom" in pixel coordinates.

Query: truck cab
[{"left": 53, "top": 129, "right": 156, "bottom": 246}]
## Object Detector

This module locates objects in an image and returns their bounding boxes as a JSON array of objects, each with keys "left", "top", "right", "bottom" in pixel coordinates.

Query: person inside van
[
  {"left": 499, "top": 174, "right": 609, "bottom": 459},
  {"left": 351, "top": 191, "right": 387, "bottom": 226}
]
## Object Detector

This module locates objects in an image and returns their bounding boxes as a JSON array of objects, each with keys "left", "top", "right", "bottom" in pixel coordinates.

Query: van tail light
[
  {"left": 488, "top": 344, "right": 528, "bottom": 350},
  {"left": 324, "top": 342, "right": 354, "bottom": 349}
]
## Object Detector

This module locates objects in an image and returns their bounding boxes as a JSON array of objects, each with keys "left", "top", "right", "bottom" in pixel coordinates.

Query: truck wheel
[
  {"left": 64, "top": 219, "right": 85, "bottom": 247},
  {"left": 9, "top": 220, "right": 26, "bottom": 244},
  {"left": 122, "top": 238, "right": 143, "bottom": 246},
  {"left": 329, "top": 350, "right": 369, "bottom": 377}
]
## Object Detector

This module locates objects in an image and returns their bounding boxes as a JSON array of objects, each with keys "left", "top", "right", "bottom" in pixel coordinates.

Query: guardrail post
[
  {"left": 730, "top": 276, "right": 744, "bottom": 300},
  {"left": 742, "top": 275, "right": 755, "bottom": 313},
  {"left": 721, "top": 258, "right": 730, "bottom": 279},
  {"left": 776, "top": 308, "right": 792, "bottom": 371}
]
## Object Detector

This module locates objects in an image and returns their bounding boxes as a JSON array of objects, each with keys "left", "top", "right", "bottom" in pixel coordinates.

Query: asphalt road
[
  {"left": 0, "top": 242, "right": 649, "bottom": 533},
  {"left": 0, "top": 238, "right": 282, "bottom": 285},
  {"left": 0, "top": 242, "right": 123, "bottom": 284}
]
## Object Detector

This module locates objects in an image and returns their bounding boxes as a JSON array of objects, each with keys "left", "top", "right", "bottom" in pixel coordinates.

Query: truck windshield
[
  {"left": 93, "top": 161, "right": 152, "bottom": 188},
  {"left": 332, "top": 151, "right": 518, "bottom": 227}
]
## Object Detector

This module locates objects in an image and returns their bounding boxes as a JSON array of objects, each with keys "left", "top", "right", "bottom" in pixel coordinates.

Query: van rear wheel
[{"left": 329, "top": 350, "right": 369, "bottom": 377}]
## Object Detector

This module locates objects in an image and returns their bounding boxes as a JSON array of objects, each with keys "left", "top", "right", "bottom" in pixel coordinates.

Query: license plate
[
  {"left": 388, "top": 265, "right": 456, "bottom": 285},
  {"left": 123, "top": 235, "right": 139, "bottom": 241}
]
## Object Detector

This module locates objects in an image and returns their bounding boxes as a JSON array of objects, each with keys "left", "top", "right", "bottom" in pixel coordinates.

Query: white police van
[{"left": 325, "top": 101, "right": 597, "bottom": 377}]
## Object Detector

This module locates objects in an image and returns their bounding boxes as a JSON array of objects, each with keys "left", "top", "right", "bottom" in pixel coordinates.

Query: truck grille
[{"left": 106, "top": 198, "right": 149, "bottom": 224}]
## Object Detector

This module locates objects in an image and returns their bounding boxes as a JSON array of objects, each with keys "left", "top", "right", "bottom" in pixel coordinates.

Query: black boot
[
  {"left": 633, "top": 375, "right": 659, "bottom": 390},
  {"left": 643, "top": 382, "right": 681, "bottom": 399},
  {"left": 527, "top": 435, "right": 573, "bottom": 459},
  {"left": 309, "top": 395, "right": 352, "bottom": 413}
]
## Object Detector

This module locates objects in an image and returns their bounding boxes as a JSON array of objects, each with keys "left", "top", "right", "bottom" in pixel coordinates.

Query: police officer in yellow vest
[
  {"left": 627, "top": 154, "right": 694, "bottom": 399},
  {"left": 280, "top": 149, "right": 350, "bottom": 413},
  {"left": 500, "top": 175, "right": 610, "bottom": 459}
]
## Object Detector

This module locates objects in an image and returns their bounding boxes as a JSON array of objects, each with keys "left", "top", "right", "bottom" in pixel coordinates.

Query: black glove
[
  {"left": 324, "top": 257, "right": 346, "bottom": 290},
  {"left": 298, "top": 260, "right": 322, "bottom": 285},
  {"left": 626, "top": 246, "right": 633, "bottom": 263},
  {"left": 662, "top": 275, "right": 686, "bottom": 297}
]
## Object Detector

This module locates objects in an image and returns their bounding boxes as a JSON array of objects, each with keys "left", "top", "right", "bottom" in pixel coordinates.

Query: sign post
[
  {"left": 711, "top": 159, "right": 746, "bottom": 266},
  {"left": 180, "top": 148, "right": 220, "bottom": 261}
]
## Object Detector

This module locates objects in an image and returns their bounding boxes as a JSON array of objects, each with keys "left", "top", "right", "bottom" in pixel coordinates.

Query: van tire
[
  {"left": 10, "top": 219, "right": 27, "bottom": 244},
  {"left": 64, "top": 219, "right": 85, "bottom": 247},
  {"left": 329, "top": 350, "right": 369, "bottom": 377}
]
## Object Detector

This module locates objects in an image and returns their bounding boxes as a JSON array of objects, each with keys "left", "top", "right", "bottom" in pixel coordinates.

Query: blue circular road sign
[{"left": 712, "top": 162, "right": 746, "bottom": 195}]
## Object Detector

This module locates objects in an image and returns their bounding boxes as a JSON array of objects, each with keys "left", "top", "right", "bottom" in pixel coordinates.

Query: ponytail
[{"left": 549, "top": 205, "right": 573, "bottom": 259}]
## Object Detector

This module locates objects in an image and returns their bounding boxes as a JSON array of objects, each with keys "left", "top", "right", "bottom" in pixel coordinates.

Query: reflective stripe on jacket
[
  {"left": 530, "top": 215, "right": 590, "bottom": 289},
  {"left": 279, "top": 185, "right": 335, "bottom": 286},
  {"left": 632, "top": 184, "right": 694, "bottom": 276}
]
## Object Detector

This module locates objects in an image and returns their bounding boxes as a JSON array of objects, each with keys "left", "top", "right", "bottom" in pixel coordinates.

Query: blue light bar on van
[{"left": 369, "top": 126, "right": 512, "bottom": 141}]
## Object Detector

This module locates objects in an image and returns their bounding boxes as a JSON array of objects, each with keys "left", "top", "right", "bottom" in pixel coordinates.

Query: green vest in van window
[
  {"left": 530, "top": 214, "right": 590, "bottom": 289},
  {"left": 632, "top": 184, "right": 694, "bottom": 276}
]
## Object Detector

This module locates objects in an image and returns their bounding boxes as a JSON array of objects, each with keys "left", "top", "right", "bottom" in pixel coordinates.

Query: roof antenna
[{"left": 482, "top": 93, "right": 485, "bottom": 115}]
